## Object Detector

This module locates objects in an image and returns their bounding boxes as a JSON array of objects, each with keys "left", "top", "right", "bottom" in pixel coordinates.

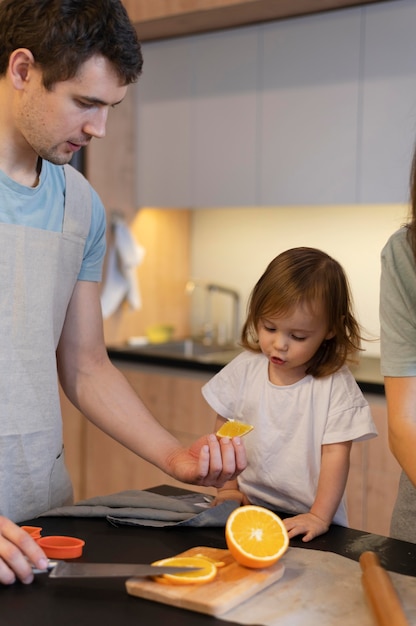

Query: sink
[{"left": 123, "top": 338, "right": 242, "bottom": 365}]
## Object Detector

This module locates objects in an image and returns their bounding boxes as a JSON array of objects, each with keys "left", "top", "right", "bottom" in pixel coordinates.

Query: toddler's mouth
[{"left": 271, "top": 356, "right": 285, "bottom": 365}]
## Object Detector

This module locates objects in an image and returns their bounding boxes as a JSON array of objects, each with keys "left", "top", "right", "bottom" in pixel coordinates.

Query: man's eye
[{"left": 77, "top": 100, "right": 93, "bottom": 109}]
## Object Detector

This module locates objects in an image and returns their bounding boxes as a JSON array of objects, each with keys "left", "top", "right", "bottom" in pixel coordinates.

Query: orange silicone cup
[
  {"left": 37, "top": 535, "right": 85, "bottom": 559},
  {"left": 21, "top": 526, "right": 43, "bottom": 539}
]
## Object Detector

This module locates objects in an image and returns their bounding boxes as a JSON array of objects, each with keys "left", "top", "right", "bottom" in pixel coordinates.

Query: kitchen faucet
[{"left": 185, "top": 280, "right": 240, "bottom": 345}]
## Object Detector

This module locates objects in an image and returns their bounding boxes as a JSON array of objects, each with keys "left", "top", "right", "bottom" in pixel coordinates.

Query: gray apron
[{"left": 0, "top": 165, "right": 92, "bottom": 523}]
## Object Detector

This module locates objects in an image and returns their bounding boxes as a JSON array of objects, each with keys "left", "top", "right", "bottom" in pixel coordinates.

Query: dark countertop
[
  {"left": 107, "top": 343, "right": 385, "bottom": 395},
  {"left": 3, "top": 485, "right": 415, "bottom": 626}
]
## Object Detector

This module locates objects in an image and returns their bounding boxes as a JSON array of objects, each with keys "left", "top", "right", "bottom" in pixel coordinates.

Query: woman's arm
[
  {"left": 283, "top": 441, "right": 352, "bottom": 542},
  {"left": 384, "top": 376, "right": 416, "bottom": 486}
]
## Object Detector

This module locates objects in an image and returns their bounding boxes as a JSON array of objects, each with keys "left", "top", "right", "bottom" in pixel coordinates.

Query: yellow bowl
[{"left": 146, "top": 324, "right": 175, "bottom": 344}]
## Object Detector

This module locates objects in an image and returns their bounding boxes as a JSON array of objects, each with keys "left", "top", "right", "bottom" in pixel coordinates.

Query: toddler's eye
[{"left": 292, "top": 335, "right": 306, "bottom": 341}]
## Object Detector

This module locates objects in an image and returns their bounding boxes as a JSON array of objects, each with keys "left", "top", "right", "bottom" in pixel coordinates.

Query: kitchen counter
[
  {"left": 3, "top": 485, "right": 415, "bottom": 626},
  {"left": 107, "top": 343, "right": 384, "bottom": 395}
]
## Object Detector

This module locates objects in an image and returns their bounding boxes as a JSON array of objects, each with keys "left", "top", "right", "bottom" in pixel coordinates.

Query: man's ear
[{"left": 8, "top": 48, "right": 35, "bottom": 88}]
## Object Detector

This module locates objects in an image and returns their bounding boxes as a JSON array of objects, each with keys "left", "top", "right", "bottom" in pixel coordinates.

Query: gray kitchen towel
[{"left": 39, "top": 490, "right": 239, "bottom": 527}]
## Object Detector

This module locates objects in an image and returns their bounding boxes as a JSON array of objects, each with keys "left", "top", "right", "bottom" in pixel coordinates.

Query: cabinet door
[
  {"left": 136, "top": 38, "right": 193, "bottom": 207},
  {"left": 346, "top": 392, "right": 401, "bottom": 535},
  {"left": 60, "top": 387, "right": 86, "bottom": 502},
  {"left": 359, "top": 0, "right": 416, "bottom": 203},
  {"left": 191, "top": 26, "right": 258, "bottom": 206},
  {"left": 259, "top": 9, "right": 361, "bottom": 205}
]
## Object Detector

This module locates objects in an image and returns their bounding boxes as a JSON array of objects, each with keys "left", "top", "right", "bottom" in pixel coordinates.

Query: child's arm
[
  {"left": 212, "top": 415, "right": 246, "bottom": 506},
  {"left": 283, "top": 440, "right": 352, "bottom": 542}
]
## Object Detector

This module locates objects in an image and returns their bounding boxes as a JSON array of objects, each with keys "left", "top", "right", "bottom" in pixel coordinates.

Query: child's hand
[
  {"left": 283, "top": 512, "right": 329, "bottom": 542},
  {"left": 211, "top": 488, "right": 249, "bottom": 507}
]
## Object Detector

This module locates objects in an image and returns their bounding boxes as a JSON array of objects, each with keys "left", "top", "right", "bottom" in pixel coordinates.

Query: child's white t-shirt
[{"left": 202, "top": 351, "right": 377, "bottom": 526}]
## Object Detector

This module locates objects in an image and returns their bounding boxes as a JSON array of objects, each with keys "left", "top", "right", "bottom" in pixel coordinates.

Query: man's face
[{"left": 14, "top": 55, "right": 127, "bottom": 165}]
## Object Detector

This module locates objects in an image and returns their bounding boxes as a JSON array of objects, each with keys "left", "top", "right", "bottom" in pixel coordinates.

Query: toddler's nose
[{"left": 273, "top": 333, "right": 288, "bottom": 351}]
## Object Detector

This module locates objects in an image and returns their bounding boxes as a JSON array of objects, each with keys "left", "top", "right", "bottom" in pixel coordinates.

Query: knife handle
[
  {"left": 32, "top": 560, "right": 59, "bottom": 574},
  {"left": 359, "top": 551, "right": 409, "bottom": 626}
]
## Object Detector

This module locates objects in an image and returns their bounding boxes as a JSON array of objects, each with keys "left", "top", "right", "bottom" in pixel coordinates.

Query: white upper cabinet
[
  {"left": 135, "top": 37, "right": 193, "bottom": 207},
  {"left": 191, "top": 28, "right": 258, "bottom": 206},
  {"left": 259, "top": 10, "right": 361, "bottom": 205},
  {"left": 135, "top": 0, "right": 416, "bottom": 207},
  {"left": 359, "top": 0, "right": 416, "bottom": 203},
  {"left": 136, "top": 27, "right": 258, "bottom": 207}
]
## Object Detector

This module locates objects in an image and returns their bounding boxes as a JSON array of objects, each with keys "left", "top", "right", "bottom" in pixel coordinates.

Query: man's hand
[
  {"left": 283, "top": 512, "right": 329, "bottom": 542},
  {"left": 166, "top": 434, "right": 247, "bottom": 488},
  {"left": 0, "top": 517, "right": 49, "bottom": 585}
]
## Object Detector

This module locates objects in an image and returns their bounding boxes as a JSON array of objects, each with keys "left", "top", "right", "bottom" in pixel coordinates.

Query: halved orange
[
  {"left": 216, "top": 420, "right": 254, "bottom": 438},
  {"left": 225, "top": 505, "right": 289, "bottom": 569},
  {"left": 151, "top": 556, "right": 218, "bottom": 585}
]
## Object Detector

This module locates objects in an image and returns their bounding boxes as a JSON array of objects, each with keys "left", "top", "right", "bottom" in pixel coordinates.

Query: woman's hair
[
  {"left": 241, "top": 247, "right": 363, "bottom": 377},
  {"left": 0, "top": 0, "right": 142, "bottom": 88},
  {"left": 406, "top": 144, "right": 416, "bottom": 258}
]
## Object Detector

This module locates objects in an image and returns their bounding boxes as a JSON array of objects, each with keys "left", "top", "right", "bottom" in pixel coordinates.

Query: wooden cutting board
[{"left": 125, "top": 546, "right": 285, "bottom": 616}]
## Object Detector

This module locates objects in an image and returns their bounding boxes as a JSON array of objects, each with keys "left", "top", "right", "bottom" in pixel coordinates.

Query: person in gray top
[
  {"left": 0, "top": 0, "right": 246, "bottom": 585},
  {"left": 380, "top": 147, "right": 416, "bottom": 544}
]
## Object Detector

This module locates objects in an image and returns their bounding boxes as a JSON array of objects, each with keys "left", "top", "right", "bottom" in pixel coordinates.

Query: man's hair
[{"left": 0, "top": 0, "right": 143, "bottom": 88}]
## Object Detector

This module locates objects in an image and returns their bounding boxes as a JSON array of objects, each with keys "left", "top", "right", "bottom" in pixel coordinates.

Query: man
[{"left": 0, "top": 0, "right": 246, "bottom": 585}]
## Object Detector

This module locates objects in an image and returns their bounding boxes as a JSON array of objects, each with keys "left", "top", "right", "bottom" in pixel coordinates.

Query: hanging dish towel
[{"left": 101, "top": 215, "right": 145, "bottom": 319}]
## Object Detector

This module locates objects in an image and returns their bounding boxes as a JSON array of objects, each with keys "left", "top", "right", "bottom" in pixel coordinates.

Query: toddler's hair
[{"left": 241, "top": 247, "right": 362, "bottom": 377}]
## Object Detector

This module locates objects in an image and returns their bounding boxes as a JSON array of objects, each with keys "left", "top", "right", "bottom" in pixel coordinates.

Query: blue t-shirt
[{"left": 0, "top": 160, "right": 106, "bottom": 281}]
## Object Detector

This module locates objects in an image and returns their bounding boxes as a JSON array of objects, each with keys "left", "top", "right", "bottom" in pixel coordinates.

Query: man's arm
[
  {"left": 56, "top": 281, "right": 247, "bottom": 487},
  {"left": 384, "top": 376, "right": 416, "bottom": 486}
]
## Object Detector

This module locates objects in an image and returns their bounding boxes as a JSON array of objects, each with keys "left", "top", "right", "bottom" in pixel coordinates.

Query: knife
[{"left": 41, "top": 561, "right": 201, "bottom": 578}]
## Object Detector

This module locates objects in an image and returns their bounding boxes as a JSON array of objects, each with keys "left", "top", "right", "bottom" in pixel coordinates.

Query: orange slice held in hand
[
  {"left": 216, "top": 419, "right": 254, "bottom": 438},
  {"left": 151, "top": 556, "right": 218, "bottom": 585},
  {"left": 225, "top": 505, "right": 289, "bottom": 569}
]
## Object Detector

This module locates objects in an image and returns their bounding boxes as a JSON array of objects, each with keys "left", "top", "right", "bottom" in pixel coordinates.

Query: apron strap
[{"left": 62, "top": 164, "right": 92, "bottom": 239}]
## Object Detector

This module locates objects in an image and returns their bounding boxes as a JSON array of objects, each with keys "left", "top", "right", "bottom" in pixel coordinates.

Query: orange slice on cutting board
[
  {"left": 151, "top": 556, "right": 218, "bottom": 585},
  {"left": 216, "top": 420, "right": 254, "bottom": 438},
  {"left": 225, "top": 505, "right": 289, "bottom": 569}
]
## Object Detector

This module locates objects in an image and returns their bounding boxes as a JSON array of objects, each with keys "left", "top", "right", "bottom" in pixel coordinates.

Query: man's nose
[{"left": 83, "top": 108, "right": 108, "bottom": 139}]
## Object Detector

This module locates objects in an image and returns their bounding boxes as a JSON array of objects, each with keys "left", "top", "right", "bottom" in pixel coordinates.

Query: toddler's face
[{"left": 257, "top": 301, "right": 333, "bottom": 385}]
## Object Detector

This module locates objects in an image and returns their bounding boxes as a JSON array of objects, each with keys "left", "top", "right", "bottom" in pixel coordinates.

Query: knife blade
[{"left": 48, "top": 561, "right": 202, "bottom": 578}]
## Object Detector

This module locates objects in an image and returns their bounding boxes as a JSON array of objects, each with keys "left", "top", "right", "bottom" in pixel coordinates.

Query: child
[{"left": 202, "top": 247, "right": 377, "bottom": 542}]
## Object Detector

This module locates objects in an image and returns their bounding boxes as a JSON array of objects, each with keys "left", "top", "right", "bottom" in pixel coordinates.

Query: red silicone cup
[{"left": 37, "top": 535, "right": 85, "bottom": 559}]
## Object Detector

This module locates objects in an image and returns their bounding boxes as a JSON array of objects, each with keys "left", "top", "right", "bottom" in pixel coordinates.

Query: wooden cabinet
[
  {"left": 346, "top": 393, "right": 401, "bottom": 537},
  {"left": 62, "top": 362, "right": 400, "bottom": 536},
  {"left": 61, "top": 363, "right": 217, "bottom": 502},
  {"left": 122, "top": 0, "right": 386, "bottom": 41}
]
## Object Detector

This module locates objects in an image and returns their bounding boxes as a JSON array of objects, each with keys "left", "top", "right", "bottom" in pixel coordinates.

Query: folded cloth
[{"left": 39, "top": 490, "right": 239, "bottom": 528}]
